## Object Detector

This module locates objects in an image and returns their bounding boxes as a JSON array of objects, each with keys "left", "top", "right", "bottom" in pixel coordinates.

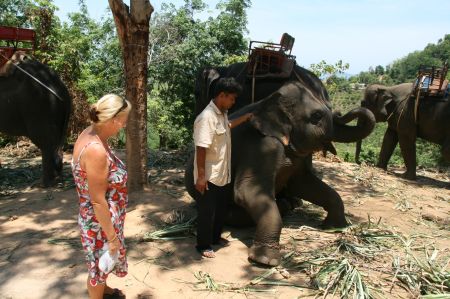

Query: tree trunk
[{"left": 109, "top": 0, "right": 154, "bottom": 192}]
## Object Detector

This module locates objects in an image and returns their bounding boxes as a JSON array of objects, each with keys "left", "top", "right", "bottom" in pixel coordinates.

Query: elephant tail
[
  {"left": 55, "top": 80, "right": 72, "bottom": 150},
  {"left": 60, "top": 91, "right": 72, "bottom": 149}
]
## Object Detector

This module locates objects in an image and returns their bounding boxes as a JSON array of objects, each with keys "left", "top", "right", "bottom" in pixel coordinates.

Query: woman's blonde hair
[{"left": 89, "top": 94, "right": 131, "bottom": 123}]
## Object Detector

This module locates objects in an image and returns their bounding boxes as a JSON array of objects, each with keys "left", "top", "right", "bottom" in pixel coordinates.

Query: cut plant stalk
[{"left": 142, "top": 216, "right": 196, "bottom": 241}]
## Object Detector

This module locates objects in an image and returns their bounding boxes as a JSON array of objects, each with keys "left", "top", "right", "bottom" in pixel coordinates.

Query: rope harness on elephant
[
  {"left": 252, "top": 60, "right": 258, "bottom": 103},
  {"left": 413, "top": 78, "right": 425, "bottom": 123},
  {"left": 386, "top": 93, "right": 411, "bottom": 130},
  {"left": 0, "top": 51, "right": 65, "bottom": 102}
]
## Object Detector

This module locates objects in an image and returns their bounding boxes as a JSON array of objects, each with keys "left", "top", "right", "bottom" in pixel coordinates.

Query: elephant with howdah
[
  {"left": 195, "top": 62, "right": 329, "bottom": 117},
  {"left": 0, "top": 56, "right": 71, "bottom": 186},
  {"left": 185, "top": 62, "right": 376, "bottom": 266},
  {"left": 355, "top": 83, "right": 450, "bottom": 180}
]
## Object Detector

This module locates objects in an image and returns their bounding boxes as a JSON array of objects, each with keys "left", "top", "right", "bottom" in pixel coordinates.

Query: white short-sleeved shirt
[{"left": 193, "top": 100, "right": 231, "bottom": 187}]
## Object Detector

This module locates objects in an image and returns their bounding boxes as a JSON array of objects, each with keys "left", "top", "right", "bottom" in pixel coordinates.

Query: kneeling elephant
[{"left": 185, "top": 81, "right": 375, "bottom": 266}]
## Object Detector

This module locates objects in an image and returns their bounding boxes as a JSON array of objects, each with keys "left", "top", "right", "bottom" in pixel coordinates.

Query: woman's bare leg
[{"left": 87, "top": 276, "right": 105, "bottom": 299}]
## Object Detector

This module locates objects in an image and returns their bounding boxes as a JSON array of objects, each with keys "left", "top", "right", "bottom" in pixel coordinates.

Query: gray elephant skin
[
  {"left": 185, "top": 69, "right": 375, "bottom": 266},
  {"left": 356, "top": 83, "right": 450, "bottom": 180},
  {"left": 0, "top": 58, "right": 72, "bottom": 186}
]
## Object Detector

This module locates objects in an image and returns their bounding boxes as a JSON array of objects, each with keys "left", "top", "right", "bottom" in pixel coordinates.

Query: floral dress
[{"left": 71, "top": 141, "right": 128, "bottom": 286}]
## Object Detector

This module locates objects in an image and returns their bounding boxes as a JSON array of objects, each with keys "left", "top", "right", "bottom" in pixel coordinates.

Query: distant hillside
[{"left": 387, "top": 34, "right": 449, "bottom": 83}]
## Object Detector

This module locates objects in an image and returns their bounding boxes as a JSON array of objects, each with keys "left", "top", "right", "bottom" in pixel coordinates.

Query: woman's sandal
[{"left": 103, "top": 288, "right": 125, "bottom": 299}]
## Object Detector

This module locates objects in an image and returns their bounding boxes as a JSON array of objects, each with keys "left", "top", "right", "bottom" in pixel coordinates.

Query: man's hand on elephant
[
  {"left": 195, "top": 177, "right": 208, "bottom": 195},
  {"left": 229, "top": 112, "right": 254, "bottom": 129}
]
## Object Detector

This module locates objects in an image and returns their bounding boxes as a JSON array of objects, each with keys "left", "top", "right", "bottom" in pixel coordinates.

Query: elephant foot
[
  {"left": 321, "top": 214, "right": 348, "bottom": 229},
  {"left": 376, "top": 163, "right": 388, "bottom": 171},
  {"left": 41, "top": 175, "right": 59, "bottom": 188},
  {"left": 41, "top": 180, "right": 56, "bottom": 188},
  {"left": 276, "top": 197, "right": 303, "bottom": 216},
  {"left": 276, "top": 198, "right": 292, "bottom": 217},
  {"left": 248, "top": 241, "right": 281, "bottom": 266},
  {"left": 290, "top": 197, "right": 303, "bottom": 208},
  {"left": 402, "top": 171, "right": 416, "bottom": 181}
]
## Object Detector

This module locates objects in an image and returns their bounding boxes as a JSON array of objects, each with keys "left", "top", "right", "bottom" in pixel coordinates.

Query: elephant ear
[
  {"left": 376, "top": 87, "right": 393, "bottom": 106},
  {"left": 250, "top": 92, "right": 292, "bottom": 146},
  {"left": 195, "top": 68, "right": 221, "bottom": 116},
  {"left": 204, "top": 68, "right": 220, "bottom": 102}
]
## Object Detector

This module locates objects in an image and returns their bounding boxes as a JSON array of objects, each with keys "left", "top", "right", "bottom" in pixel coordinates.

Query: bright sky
[{"left": 52, "top": 0, "right": 450, "bottom": 74}]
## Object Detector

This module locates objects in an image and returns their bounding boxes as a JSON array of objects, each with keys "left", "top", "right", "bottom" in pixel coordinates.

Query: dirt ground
[{"left": 0, "top": 143, "right": 449, "bottom": 299}]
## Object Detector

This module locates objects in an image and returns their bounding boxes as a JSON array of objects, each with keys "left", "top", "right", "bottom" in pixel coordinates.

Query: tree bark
[{"left": 109, "top": 0, "right": 154, "bottom": 192}]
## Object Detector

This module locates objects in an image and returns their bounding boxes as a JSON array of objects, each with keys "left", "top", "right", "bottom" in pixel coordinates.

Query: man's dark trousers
[{"left": 195, "top": 182, "right": 230, "bottom": 250}]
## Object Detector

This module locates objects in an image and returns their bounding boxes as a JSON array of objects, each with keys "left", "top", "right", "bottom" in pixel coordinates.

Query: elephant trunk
[
  {"left": 355, "top": 139, "right": 362, "bottom": 164},
  {"left": 332, "top": 107, "right": 375, "bottom": 143}
]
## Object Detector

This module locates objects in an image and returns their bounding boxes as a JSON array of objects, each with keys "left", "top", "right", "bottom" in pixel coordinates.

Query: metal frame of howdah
[{"left": 0, "top": 26, "right": 36, "bottom": 67}]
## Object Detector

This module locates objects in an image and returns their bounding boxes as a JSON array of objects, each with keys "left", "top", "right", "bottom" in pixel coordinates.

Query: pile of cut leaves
[{"left": 143, "top": 214, "right": 450, "bottom": 298}]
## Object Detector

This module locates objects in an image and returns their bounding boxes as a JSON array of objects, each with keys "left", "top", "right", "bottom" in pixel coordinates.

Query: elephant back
[{"left": 194, "top": 62, "right": 331, "bottom": 118}]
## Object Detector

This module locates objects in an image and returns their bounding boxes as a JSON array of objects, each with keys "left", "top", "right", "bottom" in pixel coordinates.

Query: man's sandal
[{"left": 198, "top": 248, "right": 215, "bottom": 258}]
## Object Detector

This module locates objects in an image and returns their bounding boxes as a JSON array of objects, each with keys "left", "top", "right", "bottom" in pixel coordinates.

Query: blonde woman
[{"left": 71, "top": 94, "right": 131, "bottom": 299}]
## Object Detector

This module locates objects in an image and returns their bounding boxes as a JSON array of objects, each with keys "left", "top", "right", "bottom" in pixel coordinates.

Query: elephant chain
[{"left": 253, "top": 240, "right": 281, "bottom": 250}]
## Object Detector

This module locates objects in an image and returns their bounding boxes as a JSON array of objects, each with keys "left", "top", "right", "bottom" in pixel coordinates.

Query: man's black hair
[{"left": 212, "top": 77, "right": 242, "bottom": 98}]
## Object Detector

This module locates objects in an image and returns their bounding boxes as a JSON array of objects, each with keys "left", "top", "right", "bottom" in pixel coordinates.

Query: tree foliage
[
  {"left": 347, "top": 35, "right": 449, "bottom": 87},
  {"left": 0, "top": 0, "right": 34, "bottom": 27},
  {"left": 147, "top": 0, "right": 250, "bottom": 148},
  {"left": 385, "top": 34, "right": 449, "bottom": 83},
  {"left": 309, "top": 59, "right": 350, "bottom": 95}
]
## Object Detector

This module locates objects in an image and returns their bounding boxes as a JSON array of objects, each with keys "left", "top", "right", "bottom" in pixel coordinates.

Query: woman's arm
[{"left": 83, "top": 144, "right": 120, "bottom": 254}]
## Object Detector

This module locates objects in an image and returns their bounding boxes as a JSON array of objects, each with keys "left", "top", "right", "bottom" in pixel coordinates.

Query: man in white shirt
[{"left": 193, "top": 77, "right": 252, "bottom": 258}]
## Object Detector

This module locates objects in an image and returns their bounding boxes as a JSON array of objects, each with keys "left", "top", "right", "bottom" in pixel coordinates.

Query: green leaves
[
  {"left": 387, "top": 34, "right": 450, "bottom": 83},
  {"left": 147, "top": 0, "right": 251, "bottom": 148},
  {"left": 309, "top": 60, "right": 351, "bottom": 96}
]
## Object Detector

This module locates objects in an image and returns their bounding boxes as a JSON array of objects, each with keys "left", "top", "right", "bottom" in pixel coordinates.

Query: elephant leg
[
  {"left": 291, "top": 172, "right": 348, "bottom": 228},
  {"left": 40, "top": 148, "right": 59, "bottom": 187},
  {"left": 28, "top": 128, "right": 61, "bottom": 187},
  {"left": 377, "top": 127, "right": 398, "bottom": 170},
  {"left": 441, "top": 138, "right": 450, "bottom": 162},
  {"left": 224, "top": 203, "right": 255, "bottom": 227},
  {"left": 55, "top": 149, "right": 63, "bottom": 176},
  {"left": 355, "top": 140, "right": 362, "bottom": 164},
  {"left": 398, "top": 134, "right": 416, "bottom": 180},
  {"left": 275, "top": 190, "right": 303, "bottom": 217},
  {"left": 234, "top": 182, "right": 282, "bottom": 266}
]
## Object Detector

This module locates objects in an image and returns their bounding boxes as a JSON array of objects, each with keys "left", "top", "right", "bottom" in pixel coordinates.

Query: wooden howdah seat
[
  {"left": 0, "top": 26, "right": 36, "bottom": 68},
  {"left": 247, "top": 33, "right": 296, "bottom": 78},
  {"left": 412, "top": 61, "right": 449, "bottom": 98}
]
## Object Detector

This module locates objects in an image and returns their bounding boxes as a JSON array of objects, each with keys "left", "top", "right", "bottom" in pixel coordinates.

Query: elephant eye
[{"left": 310, "top": 111, "right": 323, "bottom": 125}]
